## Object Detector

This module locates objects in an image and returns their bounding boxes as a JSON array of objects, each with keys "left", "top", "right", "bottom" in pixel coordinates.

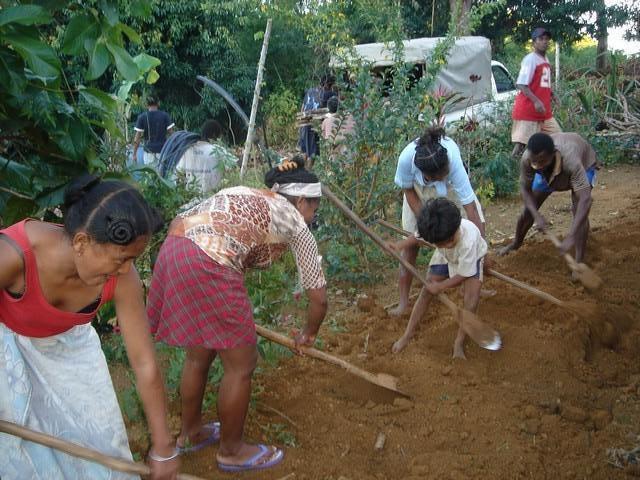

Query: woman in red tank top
[{"left": 0, "top": 175, "right": 179, "bottom": 479}]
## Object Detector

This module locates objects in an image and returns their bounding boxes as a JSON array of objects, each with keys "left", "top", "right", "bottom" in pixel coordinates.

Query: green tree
[{"left": 0, "top": 0, "right": 159, "bottom": 225}]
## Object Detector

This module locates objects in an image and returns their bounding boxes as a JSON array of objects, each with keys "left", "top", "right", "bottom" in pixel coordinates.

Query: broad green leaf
[
  {"left": 106, "top": 43, "right": 139, "bottom": 81},
  {"left": 61, "top": 14, "right": 98, "bottom": 55},
  {"left": 3, "top": 30, "right": 60, "bottom": 79},
  {"left": 0, "top": 50, "right": 26, "bottom": 94},
  {"left": 24, "top": 68, "right": 59, "bottom": 85},
  {"left": 146, "top": 68, "right": 159, "bottom": 84},
  {"left": 78, "top": 85, "right": 118, "bottom": 112},
  {"left": 0, "top": 5, "right": 50, "bottom": 27},
  {"left": 55, "top": 119, "right": 91, "bottom": 160},
  {"left": 35, "top": 184, "right": 67, "bottom": 210},
  {"left": 85, "top": 38, "right": 110, "bottom": 80},
  {"left": 100, "top": 0, "right": 119, "bottom": 26},
  {"left": 0, "top": 156, "right": 34, "bottom": 194},
  {"left": 119, "top": 24, "right": 141, "bottom": 44},
  {"left": 2, "top": 196, "right": 38, "bottom": 225},
  {"left": 133, "top": 52, "right": 161, "bottom": 72},
  {"left": 117, "top": 80, "right": 135, "bottom": 101},
  {"left": 129, "top": 0, "right": 152, "bottom": 18}
]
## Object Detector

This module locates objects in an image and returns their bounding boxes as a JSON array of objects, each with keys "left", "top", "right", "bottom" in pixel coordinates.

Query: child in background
[{"left": 391, "top": 198, "right": 488, "bottom": 359}]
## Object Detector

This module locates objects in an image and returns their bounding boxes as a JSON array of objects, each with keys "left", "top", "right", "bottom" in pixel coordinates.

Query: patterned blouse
[{"left": 179, "top": 186, "right": 326, "bottom": 290}]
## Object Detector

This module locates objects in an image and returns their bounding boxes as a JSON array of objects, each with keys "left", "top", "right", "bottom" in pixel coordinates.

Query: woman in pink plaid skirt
[{"left": 147, "top": 157, "right": 328, "bottom": 472}]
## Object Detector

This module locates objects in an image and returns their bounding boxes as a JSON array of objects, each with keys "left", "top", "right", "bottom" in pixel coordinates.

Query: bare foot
[
  {"left": 392, "top": 336, "right": 410, "bottom": 353},
  {"left": 452, "top": 342, "right": 467, "bottom": 360},
  {"left": 497, "top": 243, "right": 518, "bottom": 257},
  {"left": 388, "top": 303, "right": 410, "bottom": 317}
]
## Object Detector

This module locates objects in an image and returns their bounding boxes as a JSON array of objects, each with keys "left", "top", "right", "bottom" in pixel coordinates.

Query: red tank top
[{"left": 0, "top": 220, "right": 118, "bottom": 337}]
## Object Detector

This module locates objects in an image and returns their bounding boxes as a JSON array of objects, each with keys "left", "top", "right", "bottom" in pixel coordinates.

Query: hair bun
[
  {"left": 63, "top": 174, "right": 101, "bottom": 210},
  {"left": 106, "top": 217, "right": 135, "bottom": 245},
  {"left": 277, "top": 159, "right": 299, "bottom": 172}
]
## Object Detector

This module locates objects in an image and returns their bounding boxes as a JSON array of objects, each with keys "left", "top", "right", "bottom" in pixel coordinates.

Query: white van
[{"left": 332, "top": 36, "right": 517, "bottom": 126}]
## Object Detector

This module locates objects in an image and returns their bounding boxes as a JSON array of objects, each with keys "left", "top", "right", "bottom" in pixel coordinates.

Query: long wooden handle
[
  {"left": 377, "top": 219, "right": 567, "bottom": 308},
  {"left": 485, "top": 268, "right": 565, "bottom": 307},
  {"left": 321, "top": 187, "right": 459, "bottom": 313},
  {"left": 0, "top": 420, "right": 205, "bottom": 480},
  {"left": 256, "top": 324, "right": 374, "bottom": 377},
  {"left": 545, "top": 231, "right": 579, "bottom": 268}
]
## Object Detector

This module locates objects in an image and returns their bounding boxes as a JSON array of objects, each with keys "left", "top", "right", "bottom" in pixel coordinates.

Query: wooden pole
[
  {"left": 555, "top": 38, "right": 560, "bottom": 91},
  {"left": 240, "top": 18, "right": 272, "bottom": 179}
]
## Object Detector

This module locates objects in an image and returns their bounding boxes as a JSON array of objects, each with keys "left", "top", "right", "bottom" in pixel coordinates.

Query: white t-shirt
[
  {"left": 394, "top": 137, "right": 477, "bottom": 206},
  {"left": 176, "top": 141, "right": 237, "bottom": 194},
  {"left": 429, "top": 219, "right": 487, "bottom": 278}
]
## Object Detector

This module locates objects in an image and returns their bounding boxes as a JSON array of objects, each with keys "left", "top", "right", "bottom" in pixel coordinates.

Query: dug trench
[{"left": 118, "top": 165, "right": 640, "bottom": 479}]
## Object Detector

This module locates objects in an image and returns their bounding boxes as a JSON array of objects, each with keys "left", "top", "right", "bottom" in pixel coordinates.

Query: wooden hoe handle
[{"left": 0, "top": 420, "right": 206, "bottom": 480}]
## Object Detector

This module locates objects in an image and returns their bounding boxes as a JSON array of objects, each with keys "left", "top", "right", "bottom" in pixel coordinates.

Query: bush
[{"left": 263, "top": 87, "right": 301, "bottom": 148}]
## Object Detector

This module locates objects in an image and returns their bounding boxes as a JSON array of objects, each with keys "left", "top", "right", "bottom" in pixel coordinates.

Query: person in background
[
  {"left": 133, "top": 96, "right": 175, "bottom": 165},
  {"left": 0, "top": 175, "right": 178, "bottom": 479},
  {"left": 175, "top": 120, "right": 238, "bottom": 194},
  {"left": 321, "top": 96, "right": 355, "bottom": 159},
  {"left": 391, "top": 127, "right": 485, "bottom": 316},
  {"left": 298, "top": 74, "right": 337, "bottom": 163},
  {"left": 499, "top": 132, "right": 599, "bottom": 271},
  {"left": 147, "top": 156, "right": 328, "bottom": 472},
  {"left": 511, "top": 27, "right": 562, "bottom": 159}
]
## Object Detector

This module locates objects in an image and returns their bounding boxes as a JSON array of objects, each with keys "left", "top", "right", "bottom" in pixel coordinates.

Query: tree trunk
[
  {"left": 449, "top": 0, "right": 473, "bottom": 35},
  {"left": 595, "top": 0, "right": 609, "bottom": 73}
]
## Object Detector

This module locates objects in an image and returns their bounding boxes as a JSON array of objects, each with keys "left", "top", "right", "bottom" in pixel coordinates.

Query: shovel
[
  {"left": 376, "top": 219, "right": 596, "bottom": 318},
  {"left": 0, "top": 420, "right": 206, "bottom": 480},
  {"left": 545, "top": 231, "right": 603, "bottom": 291},
  {"left": 321, "top": 186, "right": 501, "bottom": 352},
  {"left": 255, "top": 325, "right": 410, "bottom": 398}
]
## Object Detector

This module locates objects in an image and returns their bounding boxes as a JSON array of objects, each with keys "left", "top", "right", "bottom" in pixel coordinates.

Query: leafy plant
[
  {"left": 0, "top": 0, "right": 159, "bottom": 224},
  {"left": 259, "top": 422, "right": 297, "bottom": 448}
]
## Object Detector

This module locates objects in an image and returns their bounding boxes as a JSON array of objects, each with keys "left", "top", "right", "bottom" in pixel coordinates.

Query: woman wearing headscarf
[{"left": 147, "top": 156, "right": 327, "bottom": 472}]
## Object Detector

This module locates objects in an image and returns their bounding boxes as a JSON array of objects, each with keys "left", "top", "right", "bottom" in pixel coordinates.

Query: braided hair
[
  {"left": 63, "top": 174, "right": 164, "bottom": 245},
  {"left": 417, "top": 198, "right": 461, "bottom": 244},
  {"left": 414, "top": 127, "right": 449, "bottom": 178}
]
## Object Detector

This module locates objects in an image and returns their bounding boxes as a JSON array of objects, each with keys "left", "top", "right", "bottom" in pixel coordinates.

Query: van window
[{"left": 492, "top": 65, "right": 515, "bottom": 93}]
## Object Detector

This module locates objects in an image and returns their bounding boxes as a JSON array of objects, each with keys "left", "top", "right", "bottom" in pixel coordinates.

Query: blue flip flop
[
  {"left": 177, "top": 421, "right": 221, "bottom": 453},
  {"left": 218, "top": 444, "right": 285, "bottom": 472}
]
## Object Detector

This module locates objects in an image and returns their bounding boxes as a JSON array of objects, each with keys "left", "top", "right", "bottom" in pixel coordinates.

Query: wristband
[{"left": 148, "top": 447, "right": 179, "bottom": 462}]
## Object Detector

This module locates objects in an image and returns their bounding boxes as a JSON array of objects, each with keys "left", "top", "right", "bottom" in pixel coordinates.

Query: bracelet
[{"left": 148, "top": 447, "right": 179, "bottom": 462}]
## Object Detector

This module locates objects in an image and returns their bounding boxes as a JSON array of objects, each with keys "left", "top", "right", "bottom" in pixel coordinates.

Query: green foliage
[
  {"left": 102, "top": 331, "right": 129, "bottom": 366},
  {"left": 119, "top": 374, "right": 143, "bottom": 422},
  {"left": 0, "top": 0, "right": 159, "bottom": 224},
  {"left": 245, "top": 253, "right": 296, "bottom": 324},
  {"left": 263, "top": 87, "right": 299, "bottom": 147},
  {"left": 259, "top": 422, "right": 297, "bottom": 447}
]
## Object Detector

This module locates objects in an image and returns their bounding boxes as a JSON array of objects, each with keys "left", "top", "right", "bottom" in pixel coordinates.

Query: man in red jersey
[{"left": 511, "top": 27, "right": 562, "bottom": 159}]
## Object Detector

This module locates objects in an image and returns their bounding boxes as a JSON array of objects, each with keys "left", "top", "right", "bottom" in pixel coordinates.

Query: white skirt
[{"left": 0, "top": 323, "right": 138, "bottom": 480}]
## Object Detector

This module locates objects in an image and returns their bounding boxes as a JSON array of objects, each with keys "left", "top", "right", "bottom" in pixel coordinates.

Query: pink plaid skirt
[{"left": 147, "top": 235, "right": 256, "bottom": 350}]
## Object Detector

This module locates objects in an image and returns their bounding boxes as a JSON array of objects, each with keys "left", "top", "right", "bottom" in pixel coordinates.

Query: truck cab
[{"left": 443, "top": 60, "right": 517, "bottom": 126}]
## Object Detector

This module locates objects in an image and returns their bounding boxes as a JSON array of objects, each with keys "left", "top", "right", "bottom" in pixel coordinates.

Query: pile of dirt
[
  {"left": 165, "top": 207, "right": 640, "bottom": 479},
  {"left": 121, "top": 167, "right": 640, "bottom": 479}
]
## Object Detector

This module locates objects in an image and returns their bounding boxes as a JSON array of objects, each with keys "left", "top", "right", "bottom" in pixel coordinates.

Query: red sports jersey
[{"left": 512, "top": 52, "right": 553, "bottom": 121}]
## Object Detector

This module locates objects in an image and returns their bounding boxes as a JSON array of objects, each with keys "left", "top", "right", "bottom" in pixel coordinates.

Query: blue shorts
[
  {"left": 532, "top": 166, "right": 596, "bottom": 193},
  {"left": 429, "top": 258, "right": 483, "bottom": 279}
]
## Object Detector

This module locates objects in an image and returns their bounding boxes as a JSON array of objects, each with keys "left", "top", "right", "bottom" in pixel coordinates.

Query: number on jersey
[{"left": 540, "top": 67, "right": 551, "bottom": 88}]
